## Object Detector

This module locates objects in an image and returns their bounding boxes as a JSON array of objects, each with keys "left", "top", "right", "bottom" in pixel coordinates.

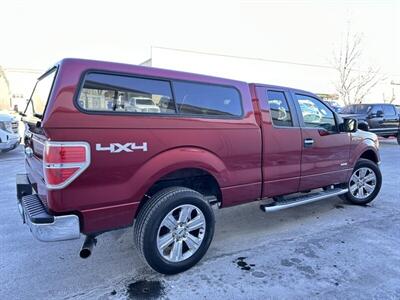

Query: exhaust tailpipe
[{"left": 80, "top": 235, "right": 97, "bottom": 259}]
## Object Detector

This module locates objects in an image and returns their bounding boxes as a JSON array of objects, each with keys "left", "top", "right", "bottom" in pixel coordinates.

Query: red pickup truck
[{"left": 17, "top": 59, "right": 382, "bottom": 274}]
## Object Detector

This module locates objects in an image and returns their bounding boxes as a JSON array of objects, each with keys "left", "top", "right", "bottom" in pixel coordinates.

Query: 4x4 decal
[{"left": 96, "top": 142, "right": 148, "bottom": 153}]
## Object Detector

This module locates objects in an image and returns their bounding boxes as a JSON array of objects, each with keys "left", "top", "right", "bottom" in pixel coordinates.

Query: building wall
[
  {"left": 0, "top": 66, "right": 11, "bottom": 110},
  {"left": 148, "top": 47, "right": 400, "bottom": 105},
  {"left": 4, "top": 69, "right": 42, "bottom": 112}
]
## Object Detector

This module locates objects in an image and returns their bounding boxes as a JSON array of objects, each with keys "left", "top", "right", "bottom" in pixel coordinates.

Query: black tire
[
  {"left": 341, "top": 159, "right": 382, "bottom": 205},
  {"left": 134, "top": 187, "right": 215, "bottom": 274},
  {"left": 397, "top": 134, "right": 400, "bottom": 145}
]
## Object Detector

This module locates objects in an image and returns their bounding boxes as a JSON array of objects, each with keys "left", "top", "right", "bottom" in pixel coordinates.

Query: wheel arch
[
  {"left": 359, "top": 149, "right": 379, "bottom": 164},
  {"left": 349, "top": 140, "right": 380, "bottom": 169},
  {"left": 130, "top": 147, "right": 228, "bottom": 217}
]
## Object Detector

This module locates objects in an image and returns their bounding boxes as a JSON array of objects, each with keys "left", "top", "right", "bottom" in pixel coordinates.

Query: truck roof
[
  {"left": 0, "top": 112, "right": 15, "bottom": 122},
  {"left": 251, "top": 82, "right": 314, "bottom": 95},
  {"left": 54, "top": 58, "right": 248, "bottom": 88},
  {"left": 50, "top": 58, "right": 312, "bottom": 95}
]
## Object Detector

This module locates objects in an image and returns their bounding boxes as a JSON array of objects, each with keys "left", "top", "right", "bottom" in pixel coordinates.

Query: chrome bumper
[
  {"left": 16, "top": 174, "right": 80, "bottom": 242},
  {"left": 23, "top": 209, "right": 81, "bottom": 242}
]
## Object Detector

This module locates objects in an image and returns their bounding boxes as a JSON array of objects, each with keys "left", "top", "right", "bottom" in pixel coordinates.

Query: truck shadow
[
  {"left": 100, "top": 195, "right": 350, "bottom": 274},
  {"left": 211, "top": 196, "right": 347, "bottom": 247},
  {"left": 83, "top": 196, "right": 350, "bottom": 298}
]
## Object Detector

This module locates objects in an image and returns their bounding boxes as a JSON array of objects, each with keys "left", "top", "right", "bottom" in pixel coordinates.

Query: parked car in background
[
  {"left": 0, "top": 112, "right": 20, "bottom": 153},
  {"left": 340, "top": 103, "right": 400, "bottom": 144},
  {"left": 324, "top": 100, "right": 343, "bottom": 113},
  {"left": 125, "top": 97, "right": 161, "bottom": 113},
  {"left": 298, "top": 99, "right": 323, "bottom": 123}
]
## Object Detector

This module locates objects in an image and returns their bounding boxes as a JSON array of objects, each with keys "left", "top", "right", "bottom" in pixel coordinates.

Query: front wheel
[
  {"left": 134, "top": 187, "right": 215, "bottom": 274},
  {"left": 341, "top": 159, "right": 382, "bottom": 205}
]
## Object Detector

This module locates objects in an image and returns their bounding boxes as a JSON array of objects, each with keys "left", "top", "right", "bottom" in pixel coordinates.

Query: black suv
[{"left": 340, "top": 103, "right": 400, "bottom": 144}]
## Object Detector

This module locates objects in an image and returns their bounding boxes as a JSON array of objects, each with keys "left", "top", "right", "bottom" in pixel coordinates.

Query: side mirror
[
  {"left": 340, "top": 118, "right": 358, "bottom": 133},
  {"left": 376, "top": 110, "right": 384, "bottom": 118}
]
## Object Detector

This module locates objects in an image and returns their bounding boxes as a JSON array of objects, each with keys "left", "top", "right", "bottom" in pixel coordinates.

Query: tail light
[{"left": 43, "top": 141, "right": 90, "bottom": 189}]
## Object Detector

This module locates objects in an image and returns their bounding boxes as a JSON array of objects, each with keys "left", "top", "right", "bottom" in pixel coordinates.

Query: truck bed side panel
[{"left": 41, "top": 60, "right": 263, "bottom": 233}]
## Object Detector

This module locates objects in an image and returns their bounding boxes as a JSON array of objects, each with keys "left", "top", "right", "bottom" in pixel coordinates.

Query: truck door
[
  {"left": 255, "top": 86, "right": 302, "bottom": 198},
  {"left": 292, "top": 93, "right": 351, "bottom": 191},
  {"left": 382, "top": 104, "right": 399, "bottom": 135},
  {"left": 368, "top": 105, "right": 384, "bottom": 133}
]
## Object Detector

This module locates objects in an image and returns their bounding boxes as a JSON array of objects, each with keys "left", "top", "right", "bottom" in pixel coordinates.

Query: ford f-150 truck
[
  {"left": 340, "top": 103, "right": 400, "bottom": 144},
  {"left": 16, "top": 59, "right": 382, "bottom": 274}
]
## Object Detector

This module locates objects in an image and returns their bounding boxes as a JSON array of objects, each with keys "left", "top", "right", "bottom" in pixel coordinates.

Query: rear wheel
[
  {"left": 341, "top": 159, "right": 382, "bottom": 205},
  {"left": 134, "top": 187, "right": 215, "bottom": 274}
]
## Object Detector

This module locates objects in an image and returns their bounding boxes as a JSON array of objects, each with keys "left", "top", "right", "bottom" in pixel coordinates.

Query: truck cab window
[
  {"left": 26, "top": 68, "right": 57, "bottom": 117},
  {"left": 266, "top": 91, "right": 293, "bottom": 127},
  {"left": 370, "top": 105, "right": 382, "bottom": 115},
  {"left": 295, "top": 94, "right": 337, "bottom": 132}
]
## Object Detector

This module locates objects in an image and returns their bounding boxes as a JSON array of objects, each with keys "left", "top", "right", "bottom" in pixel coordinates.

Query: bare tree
[
  {"left": 332, "top": 27, "right": 383, "bottom": 105},
  {"left": 383, "top": 85, "right": 397, "bottom": 104}
]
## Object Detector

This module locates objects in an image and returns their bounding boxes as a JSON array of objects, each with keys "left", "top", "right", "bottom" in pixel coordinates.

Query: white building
[
  {"left": 142, "top": 46, "right": 400, "bottom": 105},
  {"left": 3, "top": 68, "right": 43, "bottom": 111}
]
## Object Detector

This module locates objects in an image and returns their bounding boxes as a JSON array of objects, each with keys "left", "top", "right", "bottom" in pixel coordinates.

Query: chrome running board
[{"left": 260, "top": 188, "right": 348, "bottom": 212}]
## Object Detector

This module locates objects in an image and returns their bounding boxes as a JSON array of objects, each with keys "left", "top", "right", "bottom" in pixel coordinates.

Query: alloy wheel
[
  {"left": 157, "top": 204, "right": 206, "bottom": 262},
  {"left": 349, "top": 167, "right": 377, "bottom": 200}
]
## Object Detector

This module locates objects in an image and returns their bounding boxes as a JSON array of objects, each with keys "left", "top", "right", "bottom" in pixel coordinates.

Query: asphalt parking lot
[{"left": 1, "top": 139, "right": 399, "bottom": 300}]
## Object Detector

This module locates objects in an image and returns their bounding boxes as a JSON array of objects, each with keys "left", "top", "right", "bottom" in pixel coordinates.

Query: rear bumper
[{"left": 16, "top": 174, "right": 80, "bottom": 242}]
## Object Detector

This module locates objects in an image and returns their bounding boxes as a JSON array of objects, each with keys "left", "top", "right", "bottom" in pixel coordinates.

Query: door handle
[{"left": 304, "top": 138, "right": 314, "bottom": 148}]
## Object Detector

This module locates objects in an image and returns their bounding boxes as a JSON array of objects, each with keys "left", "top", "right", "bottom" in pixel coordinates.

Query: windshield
[
  {"left": 26, "top": 68, "right": 57, "bottom": 116},
  {"left": 341, "top": 104, "right": 371, "bottom": 114}
]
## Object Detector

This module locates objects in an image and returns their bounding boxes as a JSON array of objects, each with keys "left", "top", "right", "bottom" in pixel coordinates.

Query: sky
[{"left": 0, "top": 0, "right": 399, "bottom": 99}]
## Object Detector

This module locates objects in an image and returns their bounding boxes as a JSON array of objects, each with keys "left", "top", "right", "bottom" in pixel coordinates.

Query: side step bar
[{"left": 260, "top": 188, "right": 348, "bottom": 212}]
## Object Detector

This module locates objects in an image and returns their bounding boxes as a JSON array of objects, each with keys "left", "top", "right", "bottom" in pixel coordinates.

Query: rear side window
[
  {"left": 382, "top": 105, "right": 396, "bottom": 116},
  {"left": 78, "top": 73, "right": 176, "bottom": 114},
  {"left": 26, "top": 68, "right": 57, "bottom": 116},
  {"left": 173, "top": 81, "right": 242, "bottom": 117},
  {"left": 266, "top": 90, "right": 293, "bottom": 127}
]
